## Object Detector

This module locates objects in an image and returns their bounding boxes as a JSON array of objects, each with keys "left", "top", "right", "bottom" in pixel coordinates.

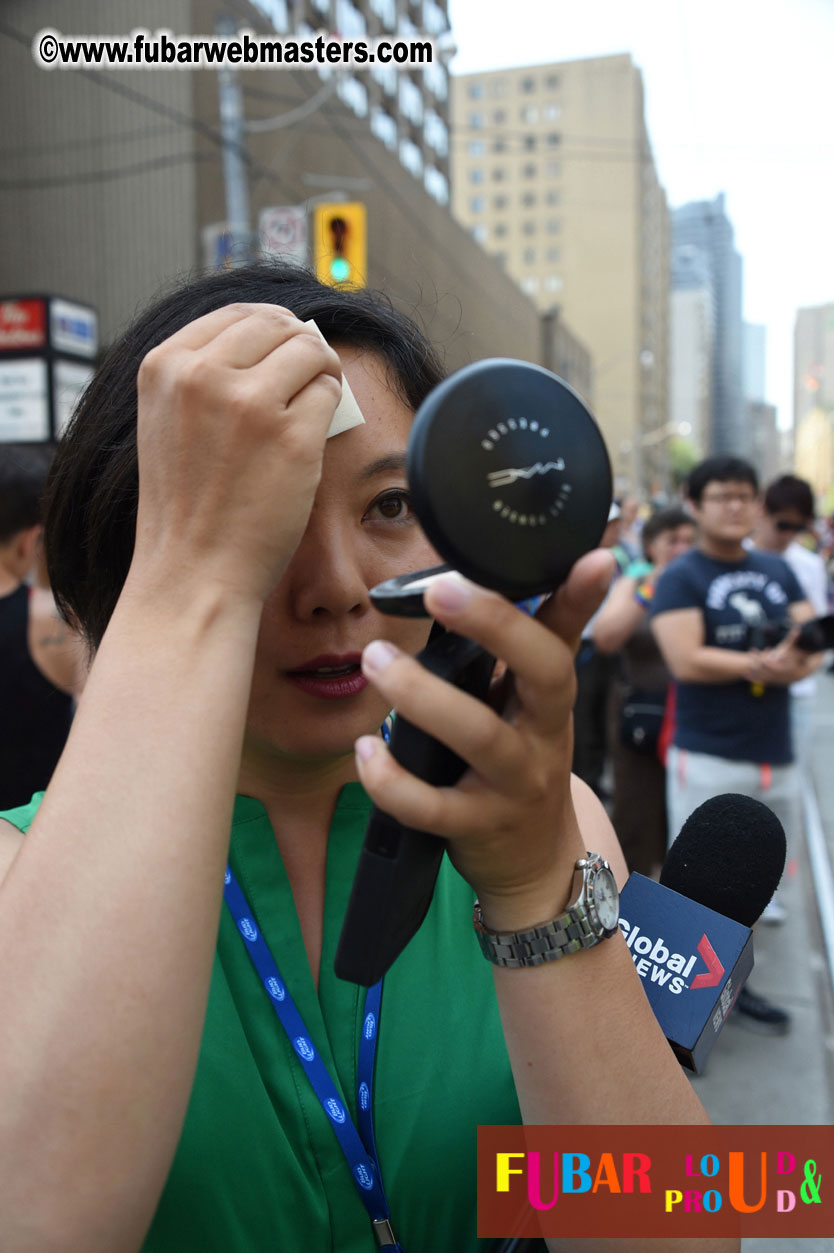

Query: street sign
[
  {"left": 259, "top": 205, "right": 308, "bottom": 265},
  {"left": 0, "top": 294, "right": 98, "bottom": 442}
]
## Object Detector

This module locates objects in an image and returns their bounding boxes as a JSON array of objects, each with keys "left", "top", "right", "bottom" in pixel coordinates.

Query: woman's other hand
[{"left": 131, "top": 304, "right": 343, "bottom": 606}]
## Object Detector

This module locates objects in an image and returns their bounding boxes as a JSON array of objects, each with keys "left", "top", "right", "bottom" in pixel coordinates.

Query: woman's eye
[{"left": 367, "top": 490, "right": 413, "bottom": 523}]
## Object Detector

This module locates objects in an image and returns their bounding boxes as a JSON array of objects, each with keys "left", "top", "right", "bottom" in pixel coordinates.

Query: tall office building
[
  {"left": 451, "top": 54, "right": 670, "bottom": 493},
  {"left": 671, "top": 193, "right": 744, "bottom": 455},
  {"left": 670, "top": 246, "right": 714, "bottom": 458},
  {"left": 743, "top": 322, "right": 767, "bottom": 403},
  {"left": 0, "top": 0, "right": 546, "bottom": 381},
  {"left": 794, "top": 303, "right": 834, "bottom": 500}
]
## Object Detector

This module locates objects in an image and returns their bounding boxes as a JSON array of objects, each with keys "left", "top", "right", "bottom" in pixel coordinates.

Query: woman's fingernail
[
  {"left": 362, "top": 639, "right": 398, "bottom": 675},
  {"left": 355, "top": 736, "right": 378, "bottom": 763},
  {"left": 430, "top": 574, "right": 473, "bottom": 613}
]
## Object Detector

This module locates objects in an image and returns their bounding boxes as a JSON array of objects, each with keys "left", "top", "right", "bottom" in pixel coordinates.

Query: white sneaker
[{"left": 761, "top": 897, "right": 787, "bottom": 925}]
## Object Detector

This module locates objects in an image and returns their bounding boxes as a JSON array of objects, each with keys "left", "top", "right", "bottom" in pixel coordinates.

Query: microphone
[{"left": 619, "top": 794, "right": 787, "bottom": 1072}]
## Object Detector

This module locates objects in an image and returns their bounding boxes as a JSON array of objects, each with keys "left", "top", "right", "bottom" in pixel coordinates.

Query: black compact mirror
[{"left": 371, "top": 358, "right": 612, "bottom": 614}]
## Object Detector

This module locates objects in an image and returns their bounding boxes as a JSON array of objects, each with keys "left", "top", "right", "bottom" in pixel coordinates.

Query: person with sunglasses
[{"left": 751, "top": 474, "right": 830, "bottom": 784}]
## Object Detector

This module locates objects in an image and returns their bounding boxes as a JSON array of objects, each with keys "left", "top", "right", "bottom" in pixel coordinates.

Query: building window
[
  {"left": 467, "top": 139, "right": 486, "bottom": 157},
  {"left": 492, "top": 166, "right": 506, "bottom": 182},
  {"left": 425, "top": 166, "right": 449, "bottom": 204},
  {"left": 521, "top": 276, "right": 540, "bottom": 294},
  {"left": 521, "top": 106, "right": 538, "bottom": 123},
  {"left": 545, "top": 73, "right": 560, "bottom": 89},
  {"left": 546, "top": 218, "right": 562, "bottom": 234},
  {"left": 545, "top": 161, "right": 561, "bottom": 178},
  {"left": 522, "top": 220, "right": 536, "bottom": 236},
  {"left": 493, "top": 109, "right": 506, "bottom": 124},
  {"left": 370, "top": 0, "right": 396, "bottom": 24},
  {"left": 468, "top": 82, "right": 484, "bottom": 99},
  {"left": 523, "top": 134, "right": 536, "bottom": 151},
  {"left": 546, "top": 245, "right": 561, "bottom": 262},
  {"left": 493, "top": 137, "right": 507, "bottom": 154},
  {"left": 399, "top": 76, "right": 423, "bottom": 126},
  {"left": 336, "top": 0, "right": 367, "bottom": 37},
  {"left": 472, "top": 224, "right": 488, "bottom": 244},
  {"left": 520, "top": 76, "right": 536, "bottom": 92},
  {"left": 252, "top": 0, "right": 289, "bottom": 26},
  {"left": 543, "top": 103, "right": 562, "bottom": 121},
  {"left": 371, "top": 62, "right": 397, "bottom": 96},
  {"left": 522, "top": 162, "right": 537, "bottom": 179},
  {"left": 469, "top": 195, "right": 486, "bottom": 213},
  {"left": 491, "top": 79, "right": 507, "bottom": 97},
  {"left": 545, "top": 188, "right": 561, "bottom": 205},
  {"left": 424, "top": 60, "right": 448, "bottom": 101},
  {"left": 494, "top": 222, "right": 508, "bottom": 238},
  {"left": 468, "top": 111, "right": 485, "bottom": 128},
  {"left": 370, "top": 106, "right": 397, "bottom": 150},
  {"left": 425, "top": 110, "right": 448, "bottom": 156},
  {"left": 469, "top": 167, "right": 485, "bottom": 184},
  {"left": 545, "top": 275, "right": 564, "bottom": 293},
  {"left": 493, "top": 194, "right": 508, "bottom": 210},
  {"left": 422, "top": 0, "right": 447, "bottom": 36},
  {"left": 523, "top": 247, "right": 536, "bottom": 265},
  {"left": 521, "top": 191, "right": 536, "bottom": 207},
  {"left": 337, "top": 75, "right": 368, "bottom": 117},
  {"left": 545, "top": 132, "right": 561, "bottom": 148},
  {"left": 399, "top": 138, "right": 423, "bottom": 178}
]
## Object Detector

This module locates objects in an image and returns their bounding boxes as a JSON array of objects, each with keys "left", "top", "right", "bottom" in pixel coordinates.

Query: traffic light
[{"left": 313, "top": 202, "right": 367, "bottom": 288}]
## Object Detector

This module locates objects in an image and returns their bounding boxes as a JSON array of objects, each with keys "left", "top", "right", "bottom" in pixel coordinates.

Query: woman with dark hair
[
  {"left": 592, "top": 508, "right": 696, "bottom": 876},
  {"left": 0, "top": 264, "right": 719, "bottom": 1253}
]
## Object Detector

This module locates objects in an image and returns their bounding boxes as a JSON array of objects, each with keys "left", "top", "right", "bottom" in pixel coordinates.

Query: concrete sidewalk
[{"left": 684, "top": 670, "right": 834, "bottom": 1251}]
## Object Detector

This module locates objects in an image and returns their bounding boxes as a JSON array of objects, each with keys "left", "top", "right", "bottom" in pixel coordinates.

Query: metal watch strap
[
  {"left": 472, "top": 852, "right": 617, "bottom": 967},
  {"left": 473, "top": 901, "right": 599, "bottom": 967}
]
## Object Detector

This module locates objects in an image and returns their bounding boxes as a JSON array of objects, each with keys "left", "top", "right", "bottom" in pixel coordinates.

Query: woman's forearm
[{"left": 0, "top": 575, "right": 262, "bottom": 1252}]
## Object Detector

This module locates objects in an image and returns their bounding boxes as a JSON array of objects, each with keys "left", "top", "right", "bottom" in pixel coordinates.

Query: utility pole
[{"left": 216, "top": 14, "right": 252, "bottom": 264}]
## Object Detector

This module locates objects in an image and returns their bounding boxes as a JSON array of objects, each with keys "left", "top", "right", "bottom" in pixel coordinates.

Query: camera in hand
[
  {"left": 743, "top": 614, "right": 834, "bottom": 653},
  {"left": 335, "top": 359, "right": 612, "bottom": 986}
]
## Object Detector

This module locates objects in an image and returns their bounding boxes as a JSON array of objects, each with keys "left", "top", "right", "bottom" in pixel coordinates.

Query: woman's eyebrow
[{"left": 359, "top": 453, "right": 408, "bottom": 481}]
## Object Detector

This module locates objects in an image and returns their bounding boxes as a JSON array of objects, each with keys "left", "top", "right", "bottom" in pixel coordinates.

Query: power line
[
  {"left": 0, "top": 17, "right": 294, "bottom": 199},
  {"left": 0, "top": 151, "right": 216, "bottom": 191}
]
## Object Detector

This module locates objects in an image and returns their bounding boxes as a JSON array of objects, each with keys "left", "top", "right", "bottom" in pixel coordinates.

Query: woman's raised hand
[{"left": 131, "top": 304, "right": 343, "bottom": 605}]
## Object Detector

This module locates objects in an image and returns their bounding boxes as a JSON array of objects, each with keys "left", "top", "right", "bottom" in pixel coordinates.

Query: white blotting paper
[{"left": 305, "top": 319, "right": 366, "bottom": 438}]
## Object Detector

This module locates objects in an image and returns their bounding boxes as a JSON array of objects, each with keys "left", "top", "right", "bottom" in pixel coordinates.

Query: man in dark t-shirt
[{"left": 650, "top": 456, "right": 819, "bottom": 1037}]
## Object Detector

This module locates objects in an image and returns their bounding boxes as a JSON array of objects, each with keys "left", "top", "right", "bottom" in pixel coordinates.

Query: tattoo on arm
[{"left": 39, "top": 626, "right": 70, "bottom": 648}]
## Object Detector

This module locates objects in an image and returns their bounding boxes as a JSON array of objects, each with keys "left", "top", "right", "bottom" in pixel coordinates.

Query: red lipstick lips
[{"left": 285, "top": 653, "right": 368, "bottom": 700}]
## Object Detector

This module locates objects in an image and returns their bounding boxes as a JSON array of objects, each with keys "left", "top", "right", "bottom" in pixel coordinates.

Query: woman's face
[
  {"left": 647, "top": 523, "right": 696, "bottom": 570},
  {"left": 244, "top": 345, "right": 439, "bottom": 763}
]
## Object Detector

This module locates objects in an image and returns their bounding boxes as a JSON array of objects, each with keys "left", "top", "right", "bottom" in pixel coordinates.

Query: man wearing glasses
[{"left": 650, "top": 457, "right": 820, "bottom": 1036}]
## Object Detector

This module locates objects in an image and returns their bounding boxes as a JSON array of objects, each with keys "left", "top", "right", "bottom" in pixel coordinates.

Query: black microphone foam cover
[{"left": 659, "top": 793, "right": 786, "bottom": 929}]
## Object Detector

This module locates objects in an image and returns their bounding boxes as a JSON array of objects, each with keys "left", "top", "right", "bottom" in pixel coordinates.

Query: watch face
[{"left": 592, "top": 866, "right": 619, "bottom": 932}]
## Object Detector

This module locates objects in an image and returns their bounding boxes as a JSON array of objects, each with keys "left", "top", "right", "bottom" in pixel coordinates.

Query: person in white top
[
  {"left": 751, "top": 473, "right": 829, "bottom": 697},
  {"left": 751, "top": 475, "right": 830, "bottom": 924}
]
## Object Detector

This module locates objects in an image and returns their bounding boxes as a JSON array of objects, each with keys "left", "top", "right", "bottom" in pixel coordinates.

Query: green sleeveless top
[{"left": 3, "top": 785, "right": 520, "bottom": 1250}]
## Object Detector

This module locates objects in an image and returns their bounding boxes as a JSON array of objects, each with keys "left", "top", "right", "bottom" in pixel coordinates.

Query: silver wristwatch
[{"left": 473, "top": 853, "right": 620, "bottom": 967}]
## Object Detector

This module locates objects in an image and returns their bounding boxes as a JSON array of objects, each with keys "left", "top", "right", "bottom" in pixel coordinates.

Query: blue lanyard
[{"left": 223, "top": 861, "right": 402, "bottom": 1250}]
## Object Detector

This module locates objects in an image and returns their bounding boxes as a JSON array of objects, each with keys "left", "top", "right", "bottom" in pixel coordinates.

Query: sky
[{"left": 447, "top": 0, "right": 834, "bottom": 430}]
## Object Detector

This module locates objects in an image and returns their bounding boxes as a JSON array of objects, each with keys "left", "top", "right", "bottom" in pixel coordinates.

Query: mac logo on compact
[
  {"left": 487, "top": 460, "right": 566, "bottom": 488},
  {"left": 477, "top": 418, "right": 572, "bottom": 526}
]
